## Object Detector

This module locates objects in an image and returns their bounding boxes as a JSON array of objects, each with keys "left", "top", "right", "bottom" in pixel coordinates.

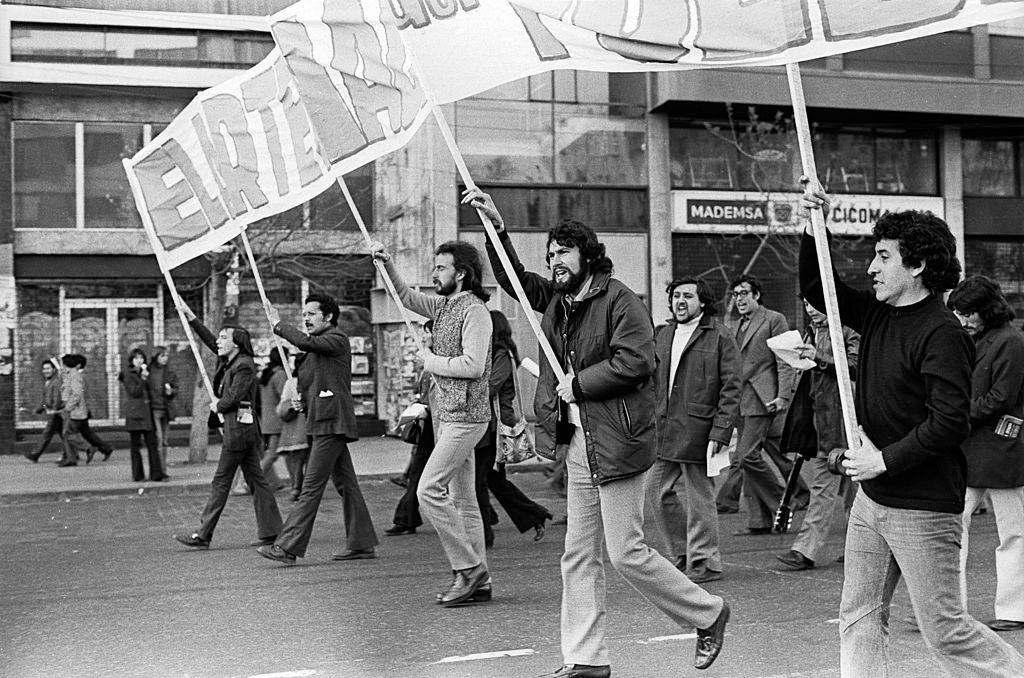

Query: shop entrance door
[{"left": 60, "top": 300, "right": 161, "bottom": 425}]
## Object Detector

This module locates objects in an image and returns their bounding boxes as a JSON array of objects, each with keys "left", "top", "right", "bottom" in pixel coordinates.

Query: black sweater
[{"left": 800, "top": 233, "right": 973, "bottom": 513}]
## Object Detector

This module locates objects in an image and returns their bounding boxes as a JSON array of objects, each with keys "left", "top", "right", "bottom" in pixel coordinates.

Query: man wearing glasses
[{"left": 716, "top": 275, "right": 798, "bottom": 534}]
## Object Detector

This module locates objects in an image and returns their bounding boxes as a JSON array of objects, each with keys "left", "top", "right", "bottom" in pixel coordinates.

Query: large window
[
  {"left": 965, "top": 239, "right": 1024, "bottom": 330},
  {"left": 454, "top": 73, "right": 648, "bottom": 231},
  {"left": 670, "top": 116, "right": 938, "bottom": 195},
  {"left": 11, "top": 23, "right": 274, "bottom": 69},
  {"left": 843, "top": 32, "right": 974, "bottom": 79},
  {"left": 13, "top": 121, "right": 149, "bottom": 229},
  {"left": 963, "top": 137, "right": 1023, "bottom": 197}
]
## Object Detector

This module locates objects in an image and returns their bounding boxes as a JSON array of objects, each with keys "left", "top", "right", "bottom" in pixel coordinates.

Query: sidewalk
[{"left": 0, "top": 436, "right": 550, "bottom": 503}]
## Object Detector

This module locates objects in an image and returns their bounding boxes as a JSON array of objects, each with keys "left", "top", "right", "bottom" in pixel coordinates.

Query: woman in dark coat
[
  {"left": 119, "top": 348, "right": 165, "bottom": 482},
  {"left": 475, "top": 310, "right": 552, "bottom": 547},
  {"left": 949, "top": 276, "right": 1024, "bottom": 632},
  {"left": 173, "top": 302, "right": 283, "bottom": 549}
]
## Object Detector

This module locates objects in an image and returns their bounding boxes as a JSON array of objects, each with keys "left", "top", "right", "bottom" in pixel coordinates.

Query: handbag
[
  {"left": 396, "top": 417, "right": 423, "bottom": 445},
  {"left": 495, "top": 356, "right": 536, "bottom": 464}
]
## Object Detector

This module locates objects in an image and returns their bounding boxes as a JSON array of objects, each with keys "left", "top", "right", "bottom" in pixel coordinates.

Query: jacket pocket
[
  {"left": 686, "top": 402, "right": 716, "bottom": 419},
  {"left": 314, "top": 392, "right": 339, "bottom": 421},
  {"left": 619, "top": 399, "right": 633, "bottom": 437}
]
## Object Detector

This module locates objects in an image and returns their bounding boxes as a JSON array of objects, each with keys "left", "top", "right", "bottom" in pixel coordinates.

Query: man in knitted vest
[{"left": 372, "top": 239, "right": 494, "bottom": 607}]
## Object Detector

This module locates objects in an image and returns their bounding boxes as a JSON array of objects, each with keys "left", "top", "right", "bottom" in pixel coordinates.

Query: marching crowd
[{"left": 20, "top": 179, "right": 1024, "bottom": 677}]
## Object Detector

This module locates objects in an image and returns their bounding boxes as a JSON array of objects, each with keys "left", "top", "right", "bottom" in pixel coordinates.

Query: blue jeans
[{"left": 840, "top": 492, "right": 1024, "bottom": 677}]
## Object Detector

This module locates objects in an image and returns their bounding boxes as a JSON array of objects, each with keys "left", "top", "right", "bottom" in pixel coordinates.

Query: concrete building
[{"left": 2, "top": 2, "right": 1022, "bottom": 451}]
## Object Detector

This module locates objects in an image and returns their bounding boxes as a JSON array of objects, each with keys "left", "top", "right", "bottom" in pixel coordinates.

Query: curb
[{"left": 0, "top": 461, "right": 552, "bottom": 505}]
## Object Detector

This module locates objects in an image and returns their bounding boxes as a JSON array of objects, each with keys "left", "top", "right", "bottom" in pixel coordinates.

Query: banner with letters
[{"left": 126, "top": 0, "right": 1024, "bottom": 270}]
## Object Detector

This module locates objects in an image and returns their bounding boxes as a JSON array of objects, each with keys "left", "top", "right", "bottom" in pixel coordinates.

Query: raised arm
[
  {"left": 463, "top": 188, "right": 554, "bottom": 313},
  {"left": 369, "top": 242, "right": 442, "bottom": 320},
  {"left": 274, "top": 321, "right": 348, "bottom": 357},
  {"left": 177, "top": 301, "right": 217, "bottom": 354}
]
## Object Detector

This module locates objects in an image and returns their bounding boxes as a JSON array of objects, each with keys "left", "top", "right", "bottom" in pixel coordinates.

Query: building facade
[{"left": 2, "top": 2, "right": 1022, "bottom": 450}]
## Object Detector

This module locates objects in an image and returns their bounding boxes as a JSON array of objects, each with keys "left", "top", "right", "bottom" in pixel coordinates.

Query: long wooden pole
[
  {"left": 429, "top": 107, "right": 566, "bottom": 382},
  {"left": 335, "top": 176, "right": 423, "bottom": 350},
  {"left": 237, "top": 227, "right": 294, "bottom": 377},
  {"left": 786, "top": 63, "right": 859, "bottom": 447},
  {"left": 121, "top": 159, "right": 222, "bottom": 422}
]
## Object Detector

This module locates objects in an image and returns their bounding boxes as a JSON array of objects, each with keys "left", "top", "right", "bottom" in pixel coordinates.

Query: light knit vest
[{"left": 431, "top": 291, "right": 491, "bottom": 423}]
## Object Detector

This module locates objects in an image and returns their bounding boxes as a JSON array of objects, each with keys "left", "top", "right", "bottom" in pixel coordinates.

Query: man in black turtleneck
[{"left": 800, "top": 182, "right": 1024, "bottom": 677}]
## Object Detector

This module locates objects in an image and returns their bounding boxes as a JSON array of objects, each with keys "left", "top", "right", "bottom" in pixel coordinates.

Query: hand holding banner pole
[
  {"left": 429, "top": 107, "right": 566, "bottom": 383},
  {"left": 786, "top": 63, "right": 859, "bottom": 448}
]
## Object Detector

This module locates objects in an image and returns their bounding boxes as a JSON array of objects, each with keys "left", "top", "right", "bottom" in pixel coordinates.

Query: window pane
[
  {"left": 106, "top": 28, "right": 197, "bottom": 64},
  {"left": 669, "top": 126, "right": 740, "bottom": 189},
  {"left": 991, "top": 35, "right": 1024, "bottom": 81},
  {"left": 843, "top": 33, "right": 973, "bottom": 78},
  {"left": 875, "top": 135, "right": 938, "bottom": 195},
  {"left": 457, "top": 186, "right": 647, "bottom": 231},
  {"left": 84, "top": 123, "right": 145, "bottom": 229},
  {"left": 11, "top": 24, "right": 105, "bottom": 60},
  {"left": 965, "top": 239, "right": 1024, "bottom": 331},
  {"left": 736, "top": 125, "right": 799, "bottom": 192},
  {"left": 455, "top": 100, "right": 554, "bottom": 183},
  {"left": 814, "top": 131, "right": 874, "bottom": 194},
  {"left": 963, "top": 139, "right": 1016, "bottom": 196},
  {"left": 13, "top": 122, "right": 76, "bottom": 229},
  {"left": 554, "top": 104, "right": 646, "bottom": 185}
]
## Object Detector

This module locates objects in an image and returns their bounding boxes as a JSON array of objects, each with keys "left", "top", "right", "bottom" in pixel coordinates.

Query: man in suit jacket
[
  {"left": 715, "top": 275, "right": 798, "bottom": 533},
  {"left": 258, "top": 293, "right": 379, "bottom": 565},
  {"left": 651, "top": 277, "right": 740, "bottom": 584}
]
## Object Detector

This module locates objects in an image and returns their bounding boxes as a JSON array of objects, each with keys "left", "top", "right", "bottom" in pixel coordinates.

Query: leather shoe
[
  {"left": 174, "top": 533, "right": 210, "bottom": 549},
  {"left": 257, "top": 544, "right": 296, "bottom": 565},
  {"left": 435, "top": 575, "right": 492, "bottom": 604},
  {"left": 716, "top": 505, "right": 739, "bottom": 514},
  {"left": 23, "top": 452, "right": 41, "bottom": 463},
  {"left": 689, "top": 569, "right": 723, "bottom": 584},
  {"left": 987, "top": 619, "right": 1024, "bottom": 632},
  {"left": 101, "top": 448, "right": 113, "bottom": 461},
  {"left": 331, "top": 548, "right": 376, "bottom": 561},
  {"left": 384, "top": 525, "right": 416, "bottom": 536},
  {"left": 85, "top": 448, "right": 96, "bottom": 464},
  {"left": 542, "top": 664, "right": 611, "bottom": 678},
  {"left": 57, "top": 459, "right": 77, "bottom": 467},
  {"left": 695, "top": 600, "right": 730, "bottom": 670},
  {"left": 249, "top": 536, "right": 277, "bottom": 547},
  {"left": 775, "top": 550, "right": 814, "bottom": 571},
  {"left": 732, "top": 527, "right": 771, "bottom": 536},
  {"left": 439, "top": 563, "right": 488, "bottom": 607}
]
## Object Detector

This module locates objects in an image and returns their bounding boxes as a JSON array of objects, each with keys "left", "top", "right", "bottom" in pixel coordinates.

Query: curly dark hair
[
  {"left": 666, "top": 277, "right": 718, "bottom": 316},
  {"left": 729, "top": 273, "right": 762, "bottom": 298},
  {"left": 947, "top": 275, "right": 1016, "bottom": 329},
  {"left": 305, "top": 293, "right": 340, "bottom": 327},
  {"left": 873, "top": 211, "right": 961, "bottom": 293},
  {"left": 546, "top": 219, "right": 613, "bottom": 275},
  {"left": 436, "top": 240, "right": 490, "bottom": 302}
]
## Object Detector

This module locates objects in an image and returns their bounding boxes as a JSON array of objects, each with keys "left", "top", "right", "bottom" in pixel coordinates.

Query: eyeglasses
[{"left": 730, "top": 290, "right": 752, "bottom": 299}]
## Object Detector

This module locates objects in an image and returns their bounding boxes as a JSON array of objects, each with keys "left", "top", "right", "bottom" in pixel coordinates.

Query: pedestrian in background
[
  {"left": 74, "top": 355, "right": 113, "bottom": 461},
  {"left": 775, "top": 299, "right": 859, "bottom": 572},
  {"left": 259, "top": 348, "right": 289, "bottom": 492},
  {"left": 275, "top": 370, "right": 309, "bottom": 502},
  {"left": 119, "top": 348, "right": 165, "bottom": 482},
  {"left": 477, "top": 309, "right": 553, "bottom": 548},
  {"left": 24, "top": 358, "right": 67, "bottom": 463},
  {"left": 57, "top": 354, "right": 93, "bottom": 467},
  {"left": 386, "top": 322, "right": 435, "bottom": 536},
  {"left": 948, "top": 275, "right": 1024, "bottom": 633},
  {"left": 650, "top": 277, "right": 740, "bottom": 584},
  {"left": 147, "top": 346, "right": 178, "bottom": 475},
  {"left": 174, "top": 302, "right": 282, "bottom": 550}
]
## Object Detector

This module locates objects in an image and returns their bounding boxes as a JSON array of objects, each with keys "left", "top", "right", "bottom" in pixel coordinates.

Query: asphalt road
[{"left": 2, "top": 472, "right": 1022, "bottom": 678}]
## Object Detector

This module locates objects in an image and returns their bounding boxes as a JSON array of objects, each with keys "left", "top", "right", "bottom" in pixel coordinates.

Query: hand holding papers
[{"left": 767, "top": 330, "right": 816, "bottom": 371}]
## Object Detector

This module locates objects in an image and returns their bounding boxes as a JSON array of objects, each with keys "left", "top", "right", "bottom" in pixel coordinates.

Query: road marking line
[
  {"left": 638, "top": 633, "right": 698, "bottom": 643},
  {"left": 247, "top": 671, "right": 317, "bottom": 678},
  {"left": 436, "top": 649, "right": 536, "bottom": 663},
  {"left": 827, "top": 618, "right": 840, "bottom": 624}
]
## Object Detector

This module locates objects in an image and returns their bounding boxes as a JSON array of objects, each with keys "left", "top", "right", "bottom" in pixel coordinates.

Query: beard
[
  {"left": 552, "top": 260, "right": 589, "bottom": 294},
  {"left": 434, "top": 277, "right": 458, "bottom": 296}
]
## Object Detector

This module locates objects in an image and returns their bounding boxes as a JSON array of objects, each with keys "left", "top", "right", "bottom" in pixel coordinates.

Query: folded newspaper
[{"left": 766, "top": 330, "right": 816, "bottom": 370}]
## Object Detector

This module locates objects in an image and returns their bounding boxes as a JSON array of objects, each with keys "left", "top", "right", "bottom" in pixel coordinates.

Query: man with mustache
[
  {"left": 464, "top": 188, "right": 729, "bottom": 677},
  {"left": 801, "top": 183, "right": 1024, "bottom": 676},
  {"left": 257, "top": 293, "right": 378, "bottom": 565},
  {"left": 371, "top": 239, "right": 494, "bottom": 607}
]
